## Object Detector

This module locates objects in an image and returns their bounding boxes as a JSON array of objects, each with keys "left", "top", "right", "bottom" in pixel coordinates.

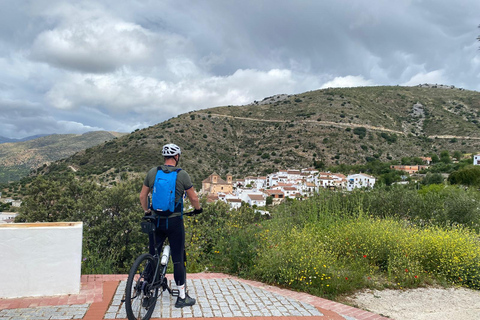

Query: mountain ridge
[
  {"left": 0, "top": 131, "right": 127, "bottom": 183},
  {"left": 0, "top": 134, "right": 50, "bottom": 144},
  {"left": 33, "top": 85, "right": 480, "bottom": 188}
]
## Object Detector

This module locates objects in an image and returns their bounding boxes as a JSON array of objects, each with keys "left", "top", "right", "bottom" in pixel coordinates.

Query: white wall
[
  {"left": 0, "top": 212, "right": 17, "bottom": 221},
  {"left": 0, "top": 222, "right": 83, "bottom": 298}
]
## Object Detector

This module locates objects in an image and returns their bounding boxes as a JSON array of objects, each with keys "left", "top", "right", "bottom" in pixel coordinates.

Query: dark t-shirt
[{"left": 143, "top": 165, "right": 193, "bottom": 203}]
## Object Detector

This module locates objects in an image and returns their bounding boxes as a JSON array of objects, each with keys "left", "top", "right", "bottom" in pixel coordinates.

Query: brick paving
[{"left": 0, "top": 273, "right": 389, "bottom": 320}]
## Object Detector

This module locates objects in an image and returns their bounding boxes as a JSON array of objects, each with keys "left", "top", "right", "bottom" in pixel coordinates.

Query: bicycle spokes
[{"left": 125, "top": 253, "right": 159, "bottom": 320}]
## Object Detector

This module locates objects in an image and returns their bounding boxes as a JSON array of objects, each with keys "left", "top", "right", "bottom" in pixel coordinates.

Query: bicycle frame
[{"left": 125, "top": 211, "right": 199, "bottom": 320}]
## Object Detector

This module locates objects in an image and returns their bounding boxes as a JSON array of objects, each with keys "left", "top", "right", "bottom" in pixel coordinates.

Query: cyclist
[{"left": 139, "top": 143, "right": 202, "bottom": 308}]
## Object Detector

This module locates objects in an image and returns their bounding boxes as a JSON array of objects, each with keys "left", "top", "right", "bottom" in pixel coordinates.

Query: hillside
[
  {"left": 0, "top": 131, "right": 127, "bottom": 183},
  {"left": 37, "top": 85, "right": 480, "bottom": 188}
]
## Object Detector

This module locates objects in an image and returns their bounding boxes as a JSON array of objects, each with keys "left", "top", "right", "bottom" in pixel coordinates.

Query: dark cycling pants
[{"left": 148, "top": 216, "right": 186, "bottom": 286}]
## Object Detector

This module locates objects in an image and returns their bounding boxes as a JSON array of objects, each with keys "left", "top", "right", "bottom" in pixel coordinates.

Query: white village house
[
  {"left": 346, "top": 173, "right": 376, "bottom": 191},
  {"left": 245, "top": 194, "right": 266, "bottom": 207},
  {"left": 318, "top": 172, "right": 347, "bottom": 190},
  {"left": 474, "top": 154, "right": 480, "bottom": 165},
  {"left": 0, "top": 212, "right": 18, "bottom": 224}
]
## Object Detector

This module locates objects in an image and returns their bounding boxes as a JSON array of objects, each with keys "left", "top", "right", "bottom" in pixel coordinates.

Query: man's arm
[
  {"left": 185, "top": 187, "right": 201, "bottom": 210},
  {"left": 140, "top": 185, "right": 151, "bottom": 213}
]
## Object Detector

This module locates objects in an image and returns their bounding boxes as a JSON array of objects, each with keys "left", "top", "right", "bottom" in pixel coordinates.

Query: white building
[
  {"left": 0, "top": 212, "right": 18, "bottom": 223},
  {"left": 246, "top": 194, "right": 266, "bottom": 207},
  {"left": 219, "top": 193, "right": 243, "bottom": 209},
  {"left": 318, "top": 172, "right": 347, "bottom": 189},
  {"left": 286, "top": 170, "right": 302, "bottom": 180},
  {"left": 226, "top": 198, "right": 242, "bottom": 209},
  {"left": 1, "top": 199, "right": 21, "bottom": 207},
  {"left": 474, "top": 155, "right": 480, "bottom": 166},
  {"left": 297, "top": 182, "right": 317, "bottom": 197},
  {"left": 244, "top": 176, "right": 267, "bottom": 190},
  {"left": 272, "top": 185, "right": 299, "bottom": 199},
  {"left": 346, "top": 173, "right": 376, "bottom": 191}
]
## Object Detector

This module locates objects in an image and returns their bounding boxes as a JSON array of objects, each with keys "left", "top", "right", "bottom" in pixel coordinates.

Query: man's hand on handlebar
[{"left": 185, "top": 208, "right": 203, "bottom": 216}]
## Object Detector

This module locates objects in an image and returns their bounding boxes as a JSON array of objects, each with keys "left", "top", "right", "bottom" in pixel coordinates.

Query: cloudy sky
[{"left": 1, "top": 0, "right": 479, "bottom": 139}]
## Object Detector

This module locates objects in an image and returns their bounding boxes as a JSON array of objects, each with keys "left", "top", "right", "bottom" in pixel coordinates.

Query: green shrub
[
  {"left": 422, "top": 173, "right": 444, "bottom": 185},
  {"left": 353, "top": 127, "right": 367, "bottom": 139},
  {"left": 185, "top": 201, "right": 263, "bottom": 275},
  {"left": 448, "top": 166, "right": 480, "bottom": 186}
]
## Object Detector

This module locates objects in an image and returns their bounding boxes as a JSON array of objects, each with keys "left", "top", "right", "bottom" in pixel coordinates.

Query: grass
[
  {"left": 185, "top": 186, "right": 480, "bottom": 300},
  {"left": 248, "top": 215, "right": 480, "bottom": 299}
]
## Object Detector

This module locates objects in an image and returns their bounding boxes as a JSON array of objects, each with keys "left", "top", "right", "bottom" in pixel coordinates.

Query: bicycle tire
[{"left": 125, "top": 253, "right": 159, "bottom": 320}]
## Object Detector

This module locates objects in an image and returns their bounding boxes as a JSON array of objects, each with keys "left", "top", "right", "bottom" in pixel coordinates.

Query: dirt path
[
  {"left": 202, "top": 113, "right": 405, "bottom": 134},
  {"left": 346, "top": 287, "right": 480, "bottom": 320},
  {"left": 201, "top": 113, "right": 480, "bottom": 140}
]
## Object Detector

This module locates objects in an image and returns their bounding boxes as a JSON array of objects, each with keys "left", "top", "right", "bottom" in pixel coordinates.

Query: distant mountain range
[
  {"left": 32, "top": 85, "right": 479, "bottom": 189},
  {"left": 0, "top": 131, "right": 127, "bottom": 183},
  {"left": 0, "top": 134, "right": 50, "bottom": 144}
]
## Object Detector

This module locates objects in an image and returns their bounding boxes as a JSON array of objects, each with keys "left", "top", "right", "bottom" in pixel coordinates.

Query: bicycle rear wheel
[{"left": 125, "top": 253, "right": 159, "bottom": 320}]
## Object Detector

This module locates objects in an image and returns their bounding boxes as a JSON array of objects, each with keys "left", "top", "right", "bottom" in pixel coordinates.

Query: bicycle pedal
[{"left": 171, "top": 289, "right": 179, "bottom": 297}]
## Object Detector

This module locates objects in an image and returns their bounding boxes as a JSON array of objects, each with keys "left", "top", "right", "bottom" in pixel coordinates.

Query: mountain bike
[{"left": 124, "top": 211, "right": 199, "bottom": 320}]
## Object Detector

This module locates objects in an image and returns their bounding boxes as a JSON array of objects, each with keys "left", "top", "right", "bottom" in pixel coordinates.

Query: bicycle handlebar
[
  {"left": 142, "top": 215, "right": 157, "bottom": 221},
  {"left": 184, "top": 208, "right": 203, "bottom": 216}
]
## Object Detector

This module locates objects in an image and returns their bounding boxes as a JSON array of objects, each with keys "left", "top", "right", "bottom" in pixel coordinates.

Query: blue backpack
[{"left": 151, "top": 167, "right": 182, "bottom": 215}]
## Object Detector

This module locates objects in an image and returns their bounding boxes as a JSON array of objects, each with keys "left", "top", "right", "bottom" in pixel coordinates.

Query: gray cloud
[
  {"left": 0, "top": 0, "right": 479, "bottom": 139},
  {"left": 0, "top": 99, "right": 103, "bottom": 138}
]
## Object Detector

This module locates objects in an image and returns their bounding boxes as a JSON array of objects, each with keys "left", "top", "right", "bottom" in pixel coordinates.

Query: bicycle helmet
[{"left": 162, "top": 143, "right": 181, "bottom": 156}]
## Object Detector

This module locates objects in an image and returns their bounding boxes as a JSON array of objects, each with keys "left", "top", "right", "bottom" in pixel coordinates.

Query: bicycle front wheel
[{"left": 125, "top": 253, "right": 159, "bottom": 320}]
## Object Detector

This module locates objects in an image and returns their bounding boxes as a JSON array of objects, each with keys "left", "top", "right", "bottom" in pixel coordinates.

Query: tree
[
  {"left": 453, "top": 151, "right": 463, "bottom": 161},
  {"left": 440, "top": 150, "right": 451, "bottom": 164},
  {"left": 448, "top": 166, "right": 480, "bottom": 187},
  {"left": 430, "top": 153, "right": 440, "bottom": 163},
  {"left": 16, "top": 175, "right": 101, "bottom": 223},
  {"left": 83, "top": 179, "right": 144, "bottom": 272},
  {"left": 421, "top": 173, "right": 444, "bottom": 185},
  {"left": 313, "top": 158, "right": 325, "bottom": 170},
  {"left": 266, "top": 196, "right": 273, "bottom": 206},
  {"left": 400, "top": 157, "right": 423, "bottom": 165},
  {"left": 379, "top": 171, "right": 403, "bottom": 186}
]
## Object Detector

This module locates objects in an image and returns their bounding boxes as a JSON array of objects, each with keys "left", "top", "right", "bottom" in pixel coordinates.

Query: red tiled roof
[
  {"left": 206, "top": 194, "right": 219, "bottom": 203},
  {"left": 265, "top": 189, "right": 284, "bottom": 195},
  {"left": 277, "top": 182, "right": 293, "bottom": 187},
  {"left": 248, "top": 194, "right": 265, "bottom": 201}
]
